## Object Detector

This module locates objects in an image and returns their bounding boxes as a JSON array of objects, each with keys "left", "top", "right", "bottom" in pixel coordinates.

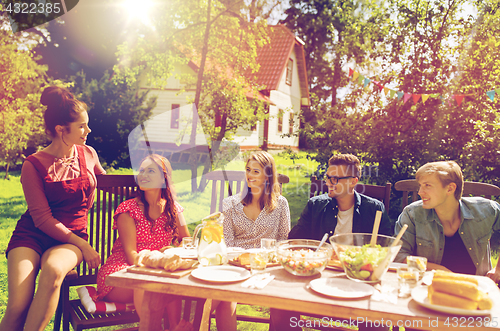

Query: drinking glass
[
  {"left": 249, "top": 249, "right": 267, "bottom": 274},
  {"left": 407, "top": 256, "right": 427, "bottom": 281},
  {"left": 397, "top": 266, "right": 418, "bottom": 298},
  {"left": 260, "top": 238, "right": 277, "bottom": 263},
  {"left": 182, "top": 237, "right": 194, "bottom": 250}
]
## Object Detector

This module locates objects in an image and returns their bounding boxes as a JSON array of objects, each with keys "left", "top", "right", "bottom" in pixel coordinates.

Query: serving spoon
[{"left": 316, "top": 232, "right": 329, "bottom": 252}]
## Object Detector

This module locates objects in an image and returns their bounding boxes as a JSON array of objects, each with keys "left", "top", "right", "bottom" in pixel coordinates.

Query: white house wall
[
  {"left": 266, "top": 48, "right": 301, "bottom": 148},
  {"left": 139, "top": 49, "right": 303, "bottom": 150}
]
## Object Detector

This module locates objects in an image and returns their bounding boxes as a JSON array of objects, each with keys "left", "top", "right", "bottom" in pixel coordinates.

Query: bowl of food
[
  {"left": 329, "top": 233, "right": 402, "bottom": 283},
  {"left": 276, "top": 239, "right": 333, "bottom": 276}
]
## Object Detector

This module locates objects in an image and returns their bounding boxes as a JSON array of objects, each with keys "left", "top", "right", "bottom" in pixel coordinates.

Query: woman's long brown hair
[
  {"left": 136, "top": 154, "right": 179, "bottom": 243},
  {"left": 241, "top": 151, "right": 280, "bottom": 212}
]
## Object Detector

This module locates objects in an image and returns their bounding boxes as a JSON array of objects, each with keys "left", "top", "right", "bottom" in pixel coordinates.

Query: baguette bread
[
  {"left": 478, "top": 290, "right": 493, "bottom": 310},
  {"left": 433, "top": 270, "right": 478, "bottom": 285},
  {"left": 236, "top": 253, "right": 250, "bottom": 265},
  {"left": 179, "top": 259, "right": 197, "bottom": 270},
  {"left": 428, "top": 271, "right": 493, "bottom": 311},
  {"left": 135, "top": 249, "right": 151, "bottom": 266},
  {"left": 137, "top": 250, "right": 196, "bottom": 272},
  {"left": 430, "top": 278, "right": 480, "bottom": 301},
  {"left": 428, "top": 286, "right": 478, "bottom": 310},
  {"left": 163, "top": 255, "right": 182, "bottom": 271}
]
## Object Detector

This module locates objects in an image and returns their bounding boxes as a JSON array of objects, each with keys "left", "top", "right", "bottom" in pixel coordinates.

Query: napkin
[
  {"left": 372, "top": 284, "right": 398, "bottom": 304},
  {"left": 241, "top": 273, "right": 275, "bottom": 289}
]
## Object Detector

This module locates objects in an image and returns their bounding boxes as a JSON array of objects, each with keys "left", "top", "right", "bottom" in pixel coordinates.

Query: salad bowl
[
  {"left": 329, "top": 233, "right": 402, "bottom": 283},
  {"left": 277, "top": 239, "right": 333, "bottom": 276}
]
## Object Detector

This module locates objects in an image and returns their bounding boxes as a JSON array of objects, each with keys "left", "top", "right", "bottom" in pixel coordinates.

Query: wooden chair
[
  {"left": 309, "top": 176, "right": 392, "bottom": 212},
  {"left": 53, "top": 174, "right": 140, "bottom": 331},
  {"left": 395, "top": 179, "right": 500, "bottom": 210},
  {"left": 206, "top": 170, "right": 290, "bottom": 214}
]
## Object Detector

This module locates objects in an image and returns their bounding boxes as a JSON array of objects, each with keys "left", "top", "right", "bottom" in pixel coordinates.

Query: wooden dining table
[{"left": 106, "top": 265, "right": 500, "bottom": 331}]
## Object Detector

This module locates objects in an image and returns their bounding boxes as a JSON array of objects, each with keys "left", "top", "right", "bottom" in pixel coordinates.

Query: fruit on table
[
  {"left": 416, "top": 258, "right": 426, "bottom": 271},
  {"left": 252, "top": 255, "right": 267, "bottom": 269},
  {"left": 201, "top": 222, "right": 223, "bottom": 244}
]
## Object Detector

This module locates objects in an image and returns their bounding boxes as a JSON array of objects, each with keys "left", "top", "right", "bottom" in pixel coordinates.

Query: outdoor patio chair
[
  {"left": 394, "top": 179, "right": 500, "bottom": 211},
  {"left": 53, "top": 174, "right": 140, "bottom": 331},
  {"left": 309, "top": 175, "right": 392, "bottom": 212}
]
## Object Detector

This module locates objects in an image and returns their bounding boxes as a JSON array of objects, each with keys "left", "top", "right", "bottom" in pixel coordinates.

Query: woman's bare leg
[
  {"left": 105, "top": 287, "right": 134, "bottom": 303},
  {"left": 213, "top": 300, "right": 237, "bottom": 331},
  {"left": 133, "top": 289, "right": 145, "bottom": 317},
  {"left": 0, "top": 247, "right": 40, "bottom": 331},
  {"left": 165, "top": 298, "right": 182, "bottom": 330},
  {"left": 24, "top": 244, "right": 82, "bottom": 331}
]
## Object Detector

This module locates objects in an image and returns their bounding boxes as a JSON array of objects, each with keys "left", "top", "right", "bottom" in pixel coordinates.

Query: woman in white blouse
[
  {"left": 223, "top": 151, "right": 291, "bottom": 248},
  {"left": 212, "top": 151, "right": 291, "bottom": 331}
]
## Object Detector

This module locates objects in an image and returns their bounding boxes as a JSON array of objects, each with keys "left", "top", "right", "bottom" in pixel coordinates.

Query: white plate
[
  {"left": 163, "top": 247, "right": 198, "bottom": 259},
  {"left": 411, "top": 286, "right": 491, "bottom": 316},
  {"left": 191, "top": 266, "right": 251, "bottom": 283},
  {"left": 309, "top": 278, "right": 374, "bottom": 299}
]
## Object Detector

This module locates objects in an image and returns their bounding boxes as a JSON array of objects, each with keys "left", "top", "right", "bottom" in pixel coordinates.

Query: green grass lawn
[{"left": 0, "top": 151, "right": 318, "bottom": 330}]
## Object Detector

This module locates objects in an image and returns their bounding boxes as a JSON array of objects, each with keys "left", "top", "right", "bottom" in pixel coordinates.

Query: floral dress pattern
[{"left": 93, "top": 198, "right": 183, "bottom": 301}]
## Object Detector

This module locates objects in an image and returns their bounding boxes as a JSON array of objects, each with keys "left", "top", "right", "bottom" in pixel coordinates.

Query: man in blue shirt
[
  {"left": 289, "top": 154, "right": 392, "bottom": 239},
  {"left": 271, "top": 154, "right": 392, "bottom": 331},
  {"left": 395, "top": 161, "right": 500, "bottom": 282}
]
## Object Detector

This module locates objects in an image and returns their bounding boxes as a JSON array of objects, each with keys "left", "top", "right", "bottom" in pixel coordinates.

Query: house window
[
  {"left": 289, "top": 112, "right": 294, "bottom": 134},
  {"left": 286, "top": 59, "right": 293, "bottom": 86},
  {"left": 277, "top": 109, "right": 283, "bottom": 133},
  {"left": 171, "top": 104, "right": 180, "bottom": 129}
]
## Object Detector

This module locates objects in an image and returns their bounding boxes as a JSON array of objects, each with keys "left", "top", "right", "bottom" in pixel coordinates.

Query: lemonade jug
[{"left": 192, "top": 212, "right": 227, "bottom": 266}]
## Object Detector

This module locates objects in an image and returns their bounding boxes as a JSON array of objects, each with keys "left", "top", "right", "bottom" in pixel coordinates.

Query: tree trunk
[
  {"left": 4, "top": 163, "right": 10, "bottom": 180},
  {"left": 190, "top": 0, "right": 212, "bottom": 193},
  {"left": 197, "top": 114, "right": 227, "bottom": 192}
]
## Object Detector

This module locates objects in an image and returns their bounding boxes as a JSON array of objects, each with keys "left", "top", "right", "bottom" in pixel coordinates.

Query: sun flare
[{"left": 122, "top": 0, "right": 156, "bottom": 28}]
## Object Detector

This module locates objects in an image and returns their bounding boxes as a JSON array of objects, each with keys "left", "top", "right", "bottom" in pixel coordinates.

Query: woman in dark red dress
[{"left": 0, "top": 86, "right": 105, "bottom": 331}]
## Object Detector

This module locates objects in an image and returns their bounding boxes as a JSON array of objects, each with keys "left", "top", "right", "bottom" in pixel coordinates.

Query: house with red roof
[{"left": 136, "top": 24, "right": 309, "bottom": 158}]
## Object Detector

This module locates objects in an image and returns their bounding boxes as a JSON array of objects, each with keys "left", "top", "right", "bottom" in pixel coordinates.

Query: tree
[
  {"left": 284, "top": 0, "right": 500, "bottom": 221},
  {"left": 71, "top": 71, "right": 157, "bottom": 169},
  {"left": 0, "top": 14, "right": 48, "bottom": 179},
  {"left": 113, "top": 0, "right": 280, "bottom": 191},
  {"left": 282, "top": 0, "right": 392, "bottom": 105}
]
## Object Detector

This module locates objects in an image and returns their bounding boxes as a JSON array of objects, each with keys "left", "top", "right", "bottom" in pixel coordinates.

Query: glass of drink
[
  {"left": 182, "top": 237, "right": 194, "bottom": 250},
  {"left": 397, "top": 266, "right": 418, "bottom": 298},
  {"left": 249, "top": 249, "right": 267, "bottom": 274},
  {"left": 407, "top": 256, "right": 427, "bottom": 281},
  {"left": 261, "top": 238, "right": 277, "bottom": 263}
]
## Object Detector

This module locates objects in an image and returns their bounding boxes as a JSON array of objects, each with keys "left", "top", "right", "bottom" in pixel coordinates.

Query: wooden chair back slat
[
  {"left": 394, "top": 179, "right": 500, "bottom": 210},
  {"left": 309, "top": 176, "right": 392, "bottom": 212}
]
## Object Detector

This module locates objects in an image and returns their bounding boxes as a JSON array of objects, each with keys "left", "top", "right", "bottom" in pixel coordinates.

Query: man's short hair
[
  {"left": 415, "top": 161, "right": 463, "bottom": 200},
  {"left": 328, "top": 154, "right": 361, "bottom": 178}
]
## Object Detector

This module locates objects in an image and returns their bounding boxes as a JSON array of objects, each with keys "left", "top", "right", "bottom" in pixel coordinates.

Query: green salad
[{"left": 339, "top": 244, "right": 388, "bottom": 281}]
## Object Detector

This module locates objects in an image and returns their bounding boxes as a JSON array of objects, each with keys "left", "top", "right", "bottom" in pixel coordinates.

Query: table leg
[{"left": 139, "top": 291, "right": 167, "bottom": 331}]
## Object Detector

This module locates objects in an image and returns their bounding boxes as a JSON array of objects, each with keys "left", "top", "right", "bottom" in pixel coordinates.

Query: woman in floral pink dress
[{"left": 94, "top": 154, "right": 190, "bottom": 329}]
